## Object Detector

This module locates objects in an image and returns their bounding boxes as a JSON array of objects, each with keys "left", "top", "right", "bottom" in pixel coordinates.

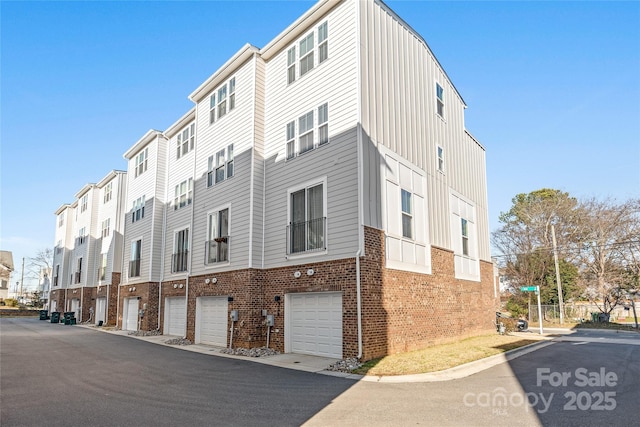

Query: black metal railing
[
  {"left": 205, "top": 237, "right": 229, "bottom": 264},
  {"left": 287, "top": 217, "right": 326, "bottom": 255},
  {"left": 172, "top": 250, "right": 189, "bottom": 273},
  {"left": 129, "top": 259, "right": 141, "bottom": 277},
  {"left": 74, "top": 271, "right": 82, "bottom": 284}
]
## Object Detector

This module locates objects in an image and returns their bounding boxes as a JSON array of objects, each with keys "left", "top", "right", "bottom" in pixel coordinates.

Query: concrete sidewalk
[{"left": 80, "top": 324, "right": 564, "bottom": 383}]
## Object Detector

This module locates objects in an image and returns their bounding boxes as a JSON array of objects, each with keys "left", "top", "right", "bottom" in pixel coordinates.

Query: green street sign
[{"left": 520, "top": 286, "right": 537, "bottom": 292}]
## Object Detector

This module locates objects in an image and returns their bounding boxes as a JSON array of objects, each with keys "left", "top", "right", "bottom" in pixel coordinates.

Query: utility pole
[
  {"left": 551, "top": 225, "right": 565, "bottom": 325},
  {"left": 20, "top": 257, "right": 25, "bottom": 303}
]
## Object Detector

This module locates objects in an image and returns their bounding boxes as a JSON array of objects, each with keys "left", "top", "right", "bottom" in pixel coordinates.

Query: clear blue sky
[{"left": 2, "top": 0, "right": 639, "bottom": 291}]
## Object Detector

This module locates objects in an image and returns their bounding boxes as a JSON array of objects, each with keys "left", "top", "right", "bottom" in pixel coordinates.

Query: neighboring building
[
  {"left": 57, "top": 0, "right": 497, "bottom": 360},
  {"left": 50, "top": 171, "right": 127, "bottom": 324},
  {"left": 38, "top": 267, "right": 51, "bottom": 307},
  {"left": 0, "top": 250, "right": 14, "bottom": 301}
]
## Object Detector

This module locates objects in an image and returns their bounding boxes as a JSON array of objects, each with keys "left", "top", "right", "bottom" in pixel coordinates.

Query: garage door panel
[
  {"left": 196, "top": 297, "right": 228, "bottom": 347},
  {"left": 288, "top": 292, "right": 342, "bottom": 358},
  {"left": 165, "top": 297, "right": 186, "bottom": 336},
  {"left": 125, "top": 298, "right": 138, "bottom": 331}
]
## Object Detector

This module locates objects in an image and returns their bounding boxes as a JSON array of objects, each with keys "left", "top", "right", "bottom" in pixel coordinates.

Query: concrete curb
[{"left": 78, "top": 324, "right": 558, "bottom": 383}]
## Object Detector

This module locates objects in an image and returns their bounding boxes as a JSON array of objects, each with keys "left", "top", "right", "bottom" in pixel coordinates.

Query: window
[
  {"left": 318, "top": 103, "right": 328, "bottom": 145},
  {"left": 299, "top": 33, "right": 314, "bottom": 77},
  {"left": 99, "top": 254, "right": 107, "bottom": 281},
  {"left": 54, "top": 265, "right": 59, "bottom": 287},
  {"left": 174, "top": 179, "right": 193, "bottom": 210},
  {"left": 129, "top": 239, "right": 141, "bottom": 277},
  {"left": 132, "top": 196, "right": 145, "bottom": 223},
  {"left": 288, "top": 183, "right": 325, "bottom": 254},
  {"left": 77, "top": 227, "right": 86, "bottom": 245},
  {"left": 135, "top": 148, "right": 148, "bottom": 178},
  {"left": 437, "top": 146, "right": 444, "bottom": 173},
  {"left": 210, "top": 77, "right": 236, "bottom": 124},
  {"left": 58, "top": 214, "right": 64, "bottom": 227},
  {"left": 287, "top": 47, "right": 296, "bottom": 84},
  {"left": 80, "top": 194, "right": 88, "bottom": 213},
  {"left": 286, "top": 121, "right": 296, "bottom": 160},
  {"left": 401, "top": 190, "right": 413, "bottom": 239},
  {"left": 209, "top": 93, "right": 216, "bottom": 124},
  {"left": 318, "top": 22, "right": 328, "bottom": 64},
  {"left": 286, "top": 22, "right": 328, "bottom": 83},
  {"left": 206, "top": 208, "right": 229, "bottom": 264},
  {"left": 461, "top": 218, "right": 469, "bottom": 256},
  {"left": 177, "top": 123, "right": 195, "bottom": 159},
  {"left": 207, "top": 144, "right": 234, "bottom": 186},
  {"left": 286, "top": 103, "right": 328, "bottom": 159},
  {"left": 172, "top": 229, "right": 189, "bottom": 273},
  {"left": 436, "top": 83, "right": 444, "bottom": 118},
  {"left": 74, "top": 257, "right": 83, "bottom": 284},
  {"left": 298, "top": 111, "right": 314, "bottom": 154},
  {"left": 56, "top": 240, "right": 63, "bottom": 254},
  {"left": 103, "top": 182, "right": 112, "bottom": 203},
  {"left": 101, "top": 218, "right": 110, "bottom": 238}
]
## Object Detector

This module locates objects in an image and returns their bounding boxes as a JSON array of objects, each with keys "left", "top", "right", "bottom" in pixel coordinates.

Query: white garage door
[
  {"left": 124, "top": 298, "right": 139, "bottom": 331},
  {"left": 95, "top": 297, "right": 107, "bottom": 325},
  {"left": 70, "top": 299, "right": 81, "bottom": 322},
  {"left": 195, "top": 297, "right": 228, "bottom": 346},
  {"left": 164, "top": 297, "right": 186, "bottom": 336},
  {"left": 287, "top": 292, "right": 343, "bottom": 358}
]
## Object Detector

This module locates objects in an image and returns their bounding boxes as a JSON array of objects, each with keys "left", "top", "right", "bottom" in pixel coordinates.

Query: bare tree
[
  {"left": 27, "top": 248, "right": 53, "bottom": 282},
  {"left": 576, "top": 198, "right": 640, "bottom": 315}
]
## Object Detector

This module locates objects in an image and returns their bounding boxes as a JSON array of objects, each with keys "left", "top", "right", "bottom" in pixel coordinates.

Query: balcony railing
[
  {"left": 129, "top": 259, "right": 141, "bottom": 278},
  {"left": 172, "top": 250, "right": 189, "bottom": 273},
  {"left": 205, "top": 236, "right": 229, "bottom": 264},
  {"left": 74, "top": 271, "right": 82, "bottom": 284},
  {"left": 287, "top": 217, "right": 326, "bottom": 255},
  {"left": 53, "top": 276, "right": 59, "bottom": 287}
]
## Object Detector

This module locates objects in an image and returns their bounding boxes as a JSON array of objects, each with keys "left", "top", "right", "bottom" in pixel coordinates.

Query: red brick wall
[
  {"left": 49, "top": 289, "right": 66, "bottom": 314},
  {"left": 360, "top": 226, "right": 499, "bottom": 360},
  {"left": 80, "top": 287, "right": 96, "bottom": 323},
  {"left": 117, "top": 282, "right": 159, "bottom": 331}
]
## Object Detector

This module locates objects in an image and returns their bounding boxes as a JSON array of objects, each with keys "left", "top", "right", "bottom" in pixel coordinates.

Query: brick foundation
[{"left": 116, "top": 227, "right": 498, "bottom": 360}]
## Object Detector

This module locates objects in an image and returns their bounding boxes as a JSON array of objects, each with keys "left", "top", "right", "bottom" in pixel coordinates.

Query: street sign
[{"left": 520, "top": 286, "right": 537, "bottom": 292}]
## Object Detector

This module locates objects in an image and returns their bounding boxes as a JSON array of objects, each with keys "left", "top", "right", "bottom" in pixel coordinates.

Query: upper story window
[
  {"left": 286, "top": 21, "right": 328, "bottom": 84},
  {"left": 56, "top": 240, "right": 63, "bottom": 254},
  {"left": 129, "top": 239, "right": 141, "bottom": 278},
  {"left": 286, "top": 103, "right": 329, "bottom": 160},
  {"left": 206, "top": 207, "right": 229, "bottom": 264},
  {"left": 287, "top": 181, "right": 326, "bottom": 255},
  {"left": 437, "top": 146, "right": 445, "bottom": 173},
  {"left": 103, "top": 182, "right": 112, "bottom": 203},
  {"left": 80, "top": 194, "right": 88, "bottom": 213},
  {"left": 209, "top": 77, "right": 236, "bottom": 124},
  {"left": 174, "top": 178, "right": 194, "bottom": 210},
  {"left": 58, "top": 214, "right": 64, "bottom": 228},
  {"left": 207, "top": 144, "right": 234, "bottom": 186},
  {"left": 177, "top": 123, "right": 195, "bottom": 159},
  {"left": 53, "top": 265, "right": 60, "bottom": 287},
  {"left": 401, "top": 189, "right": 413, "bottom": 239},
  {"left": 101, "top": 218, "right": 110, "bottom": 238},
  {"left": 172, "top": 228, "right": 189, "bottom": 273},
  {"left": 74, "top": 257, "right": 83, "bottom": 284},
  {"left": 436, "top": 83, "right": 444, "bottom": 118},
  {"left": 132, "top": 196, "right": 145, "bottom": 223},
  {"left": 99, "top": 253, "right": 108, "bottom": 281},
  {"left": 135, "top": 148, "right": 148, "bottom": 178},
  {"left": 77, "top": 227, "right": 86, "bottom": 245},
  {"left": 461, "top": 218, "right": 469, "bottom": 256}
]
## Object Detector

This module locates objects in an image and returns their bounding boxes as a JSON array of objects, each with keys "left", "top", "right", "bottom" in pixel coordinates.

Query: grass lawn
[{"left": 354, "top": 334, "right": 539, "bottom": 376}]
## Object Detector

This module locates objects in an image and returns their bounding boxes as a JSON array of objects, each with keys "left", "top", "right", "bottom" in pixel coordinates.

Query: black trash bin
[
  {"left": 39, "top": 310, "right": 49, "bottom": 320},
  {"left": 50, "top": 312, "right": 61, "bottom": 323},
  {"left": 64, "top": 312, "right": 76, "bottom": 326}
]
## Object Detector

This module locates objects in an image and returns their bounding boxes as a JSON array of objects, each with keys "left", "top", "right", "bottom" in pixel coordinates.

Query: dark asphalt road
[
  {"left": 2, "top": 318, "right": 639, "bottom": 426},
  {"left": 0, "top": 318, "right": 356, "bottom": 426}
]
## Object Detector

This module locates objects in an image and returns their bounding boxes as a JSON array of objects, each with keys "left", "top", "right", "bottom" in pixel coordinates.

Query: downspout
[
  {"left": 184, "top": 108, "right": 199, "bottom": 340},
  {"left": 356, "top": 249, "right": 362, "bottom": 360}
]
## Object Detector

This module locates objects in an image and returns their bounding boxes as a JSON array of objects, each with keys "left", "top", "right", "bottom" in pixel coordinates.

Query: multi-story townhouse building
[
  {"left": 50, "top": 204, "right": 74, "bottom": 313},
  {"left": 94, "top": 170, "right": 128, "bottom": 326},
  {"left": 61, "top": 0, "right": 497, "bottom": 361},
  {"left": 50, "top": 171, "right": 127, "bottom": 324},
  {"left": 120, "top": 131, "right": 168, "bottom": 331}
]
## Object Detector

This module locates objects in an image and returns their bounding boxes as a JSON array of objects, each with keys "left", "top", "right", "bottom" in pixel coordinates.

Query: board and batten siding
[
  {"left": 190, "top": 56, "right": 258, "bottom": 276},
  {"left": 262, "top": 0, "right": 360, "bottom": 268},
  {"left": 358, "top": 0, "right": 491, "bottom": 262}
]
